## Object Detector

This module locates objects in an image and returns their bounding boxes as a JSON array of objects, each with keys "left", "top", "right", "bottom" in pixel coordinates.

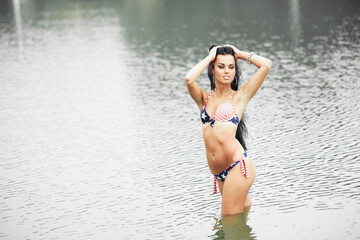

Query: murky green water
[{"left": 1, "top": 0, "right": 359, "bottom": 239}]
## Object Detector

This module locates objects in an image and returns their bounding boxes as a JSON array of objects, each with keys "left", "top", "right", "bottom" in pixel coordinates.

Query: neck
[{"left": 214, "top": 85, "right": 232, "bottom": 97}]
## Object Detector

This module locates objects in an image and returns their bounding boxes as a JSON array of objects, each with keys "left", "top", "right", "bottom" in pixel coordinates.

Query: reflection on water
[
  {"left": 12, "top": 0, "right": 24, "bottom": 60},
  {"left": 288, "top": 0, "right": 302, "bottom": 46},
  {"left": 212, "top": 210, "right": 256, "bottom": 240},
  {"left": 0, "top": 0, "right": 359, "bottom": 239}
]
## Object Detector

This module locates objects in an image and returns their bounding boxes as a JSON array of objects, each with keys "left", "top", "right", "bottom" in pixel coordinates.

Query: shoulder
[{"left": 203, "top": 90, "right": 214, "bottom": 100}]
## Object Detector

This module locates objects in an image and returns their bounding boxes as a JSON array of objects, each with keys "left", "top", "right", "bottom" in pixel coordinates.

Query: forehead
[{"left": 215, "top": 55, "right": 235, "bottom": 65}]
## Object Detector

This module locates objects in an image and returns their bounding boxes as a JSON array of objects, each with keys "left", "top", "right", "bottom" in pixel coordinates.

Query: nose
[{"left": 225, "top": 67, "right": 229, "bottom": 73}]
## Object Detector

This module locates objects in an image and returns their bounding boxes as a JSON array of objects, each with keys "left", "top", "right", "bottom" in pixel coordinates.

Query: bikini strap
[
  {"left": 204, "top": 91, "right": 213, "bottom": 106},
  {"left": 213, "top": 176, "right": 217, "bottom": 194},
  {"left": 230, "top": 91, "right": 233, "bottom": 103}
]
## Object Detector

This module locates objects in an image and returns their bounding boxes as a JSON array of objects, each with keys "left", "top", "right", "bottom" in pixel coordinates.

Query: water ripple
[{"left": 1, "top": 0, "right": 360, "bottom": 239}]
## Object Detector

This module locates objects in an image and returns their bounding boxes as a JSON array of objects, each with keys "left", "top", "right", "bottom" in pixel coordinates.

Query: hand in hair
[
  {"left": 223, "top": 44, "right": 241, "bottom": 57},
  {"left": 208, "top": 45, "right": 220, "bottom": 61}
]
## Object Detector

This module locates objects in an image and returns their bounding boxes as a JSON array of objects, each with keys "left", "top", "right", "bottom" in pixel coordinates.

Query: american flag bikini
[
  {"left": 213, "top": 153, "right": 249, "bottom": 194},
  {"left": 200, "top": 91, "right": 249, "bottom": 194}
]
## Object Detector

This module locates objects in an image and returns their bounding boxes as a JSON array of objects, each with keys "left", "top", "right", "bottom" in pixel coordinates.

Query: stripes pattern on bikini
[
  {"left": 213, "top": 152, "right": 249, "bottom": 194},
  {"left": 200, "top": 91, "right": 239, "bottom": 128}
]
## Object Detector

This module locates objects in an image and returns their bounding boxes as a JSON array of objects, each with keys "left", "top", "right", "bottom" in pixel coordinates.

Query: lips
[{"left": 223, "top": 76, "right": 231, "bottom": 80}]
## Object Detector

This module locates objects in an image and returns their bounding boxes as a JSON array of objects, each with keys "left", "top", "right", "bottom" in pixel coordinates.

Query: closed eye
[{"left": 217, "top": 65, "right": 235, "bottom": 69}]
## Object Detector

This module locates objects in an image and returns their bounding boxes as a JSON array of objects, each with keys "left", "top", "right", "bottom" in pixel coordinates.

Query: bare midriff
[{"left": 202, "top": 121, "right": 245, "bottom": 175}]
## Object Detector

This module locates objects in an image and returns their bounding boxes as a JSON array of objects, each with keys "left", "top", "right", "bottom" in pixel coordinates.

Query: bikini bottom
[{"left": 213, "top": 152, "right": 249, "bottom": 194}]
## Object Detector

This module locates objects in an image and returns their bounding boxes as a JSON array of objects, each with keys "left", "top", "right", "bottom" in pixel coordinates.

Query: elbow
[
  {"left": 261, "top": 59, "right": 272, "bottom": 70},
  {"left": 265, "top": 59, "right": 272, "bottom": 69},
  {"left": 185, "top": 75, "right": 192, "bottom": 85}
]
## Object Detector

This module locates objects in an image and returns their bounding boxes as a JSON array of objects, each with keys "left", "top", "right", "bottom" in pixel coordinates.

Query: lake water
[{"left": 0, "top": 0, "right": 359, "bottom": 239}]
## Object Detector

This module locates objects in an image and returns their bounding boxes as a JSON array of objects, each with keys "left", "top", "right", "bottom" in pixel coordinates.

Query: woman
[{"left": 185, "top": 45, "right": 271, "bottom": 215}]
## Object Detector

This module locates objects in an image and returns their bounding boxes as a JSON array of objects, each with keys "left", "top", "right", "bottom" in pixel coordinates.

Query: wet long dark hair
[{"left": 207, "top": 45, "right": 248, "bottom": 150}]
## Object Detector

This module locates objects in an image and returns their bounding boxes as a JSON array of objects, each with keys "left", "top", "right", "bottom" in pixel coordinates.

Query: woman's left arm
[{"left": 227, "top": 45, "right": 272, "bottom": 104}]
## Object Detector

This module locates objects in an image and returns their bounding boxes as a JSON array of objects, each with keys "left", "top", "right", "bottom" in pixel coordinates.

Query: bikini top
[{"left": 200, "top": 91, "right": 239, "bottom": 128}]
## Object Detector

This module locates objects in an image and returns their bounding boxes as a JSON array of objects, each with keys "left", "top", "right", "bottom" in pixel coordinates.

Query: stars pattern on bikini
[
  {"left": 201, "top": 112, "right": 207, "bottom": 120},
  {"left": 200, "top": 91, "right": 239, "bottom": 128},
  {"left": 213, "top": 153, "right": 249, "bottom": 193}
]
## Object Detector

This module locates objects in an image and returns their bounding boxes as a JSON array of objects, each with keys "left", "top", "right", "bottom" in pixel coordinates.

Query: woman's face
[{"left": 213, "top": 54, "right": 235, "bottom": 85}]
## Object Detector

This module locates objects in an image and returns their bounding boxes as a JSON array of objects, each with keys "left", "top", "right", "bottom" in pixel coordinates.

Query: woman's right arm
[{"left": 185, "top": 48, "right": 217, "bottom": 110}]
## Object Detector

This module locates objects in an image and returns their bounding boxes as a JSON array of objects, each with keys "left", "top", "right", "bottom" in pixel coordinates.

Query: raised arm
[
  {"left": 227, "top": 45, "right": 272, "bottom": 104},
  {"left": 185, "top": 47, "right": 218, "bottom": 110}
]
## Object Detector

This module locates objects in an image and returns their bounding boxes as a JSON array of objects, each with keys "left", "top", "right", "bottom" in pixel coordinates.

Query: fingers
[
  {"left": 209, "top": 45, "right": 219, "bottom": 53},
  {"left": 208, "top": 46, "right": 220, "bottom": 60},
  {"left": 208, "top": 44, "right": 239, "bottom": 60},
  {"left": 209, "top": 44, "right": 218, "bottom": 51}
]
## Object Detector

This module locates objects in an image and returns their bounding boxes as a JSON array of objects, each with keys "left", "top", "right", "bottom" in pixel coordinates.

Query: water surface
[{"left": 0, "top": 0, "right": 359, "bottom": 239}]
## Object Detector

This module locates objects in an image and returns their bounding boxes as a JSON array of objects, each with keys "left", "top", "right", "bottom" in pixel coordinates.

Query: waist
[{"left": 205, "top": 138, "right": 245, "bottom": 174}]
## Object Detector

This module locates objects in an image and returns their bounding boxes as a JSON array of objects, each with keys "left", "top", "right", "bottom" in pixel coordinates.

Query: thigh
[{"left": 221, "top": 161, "right": 256, "bottom": 215}]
